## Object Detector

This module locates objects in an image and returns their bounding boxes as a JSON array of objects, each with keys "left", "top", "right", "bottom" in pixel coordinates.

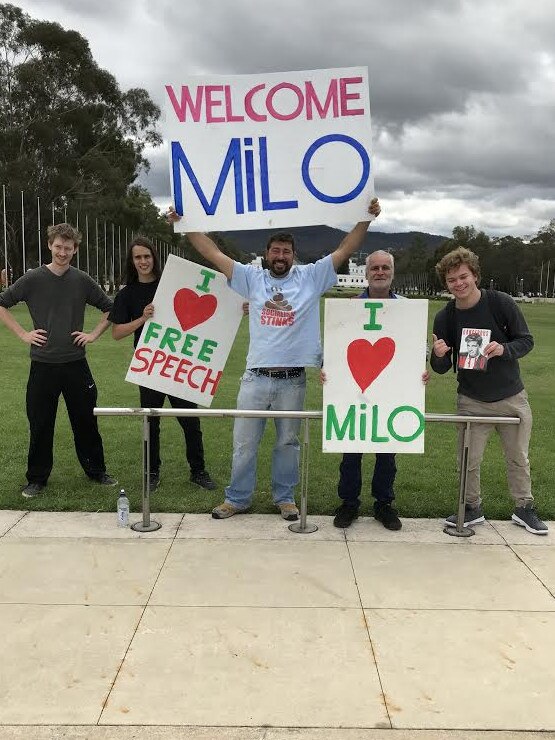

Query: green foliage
[
  {"left": 120, "top": 186, "right": 174, "bottom": 244},
  {"left": 0, "top": 3, "right": 162, "bottom": 274}
]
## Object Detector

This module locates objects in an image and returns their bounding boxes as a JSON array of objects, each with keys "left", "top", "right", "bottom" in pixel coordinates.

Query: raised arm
[
  {"left": 167, "top": 206, "right": 234, "bottom": 280},
  {"left": 331, "top": 198, "right": 381, "bottom": 271},
  {"left": 186, "top": 232, "right": 234, "bottom": 280}
]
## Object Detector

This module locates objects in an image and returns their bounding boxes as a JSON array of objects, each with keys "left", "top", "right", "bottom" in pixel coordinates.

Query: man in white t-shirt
[{"left": 171, "top": 199, "right": 381, "bottom": 520}]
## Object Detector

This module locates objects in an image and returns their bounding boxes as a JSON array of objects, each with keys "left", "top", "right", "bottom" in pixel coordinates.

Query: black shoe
[
  {"left": 90, "top": 472, "right": 118, "bottom": 486},
  {"left": 21, "top": 482, "right": 45, "bottom": 499},
  {"left": 148, "top": 473, "right": 160, "bottom": 492},
  {"left": 445, "top": 505, "right": 485, "bottom": 528},
  {"left": 512, "top": 504, "right": 548, "bottom": 535},
  {"left": 190, "top": 470, "right": 216, "bottom": 490},
  {"left": 333, "top": 504, "right": 359, "bottom": 528},
  {"left": 374, "top": 502, "right": 402, "bottom": 531}
]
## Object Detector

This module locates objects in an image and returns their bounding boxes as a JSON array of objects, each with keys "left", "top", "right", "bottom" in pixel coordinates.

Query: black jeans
[
  {"left": 337, "top": 453, "right": 397, "bottom": 509},
  {"left": 26, "top": 360, "right": 106, "bottom": 485},
  {"left": 139, "top": 386, "right": 205, "bottom": 475}
]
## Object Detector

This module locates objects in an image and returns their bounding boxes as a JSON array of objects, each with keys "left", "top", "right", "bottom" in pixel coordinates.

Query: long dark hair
[{"left": 125, "top": 236, "right": 161, "bottom": 284}]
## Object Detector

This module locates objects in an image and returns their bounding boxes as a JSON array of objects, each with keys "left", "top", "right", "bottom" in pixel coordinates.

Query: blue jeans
[
  {"left": 225, "top": 370, "right": 306, "bottom": 508},
  {"left": 337, "top": 453, "right": 397, "bottom": 509}
]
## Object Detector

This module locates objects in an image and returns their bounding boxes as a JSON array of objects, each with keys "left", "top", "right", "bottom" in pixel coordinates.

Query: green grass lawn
[{"left": 1, "top": 299, "right": 554, "bottom": 520}]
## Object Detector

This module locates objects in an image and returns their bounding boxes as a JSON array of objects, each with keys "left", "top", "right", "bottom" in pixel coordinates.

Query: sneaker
[
  {"left": 90, "top": 472, "right": 118, "bottom": 486},
  {"left": 21, "top": 483, "right": 45, "bottom": 499},
  {"left": 445, "top": 505, "right": 485, "bottom": 528},
  {"left": 278, "top": 503, "right": 299, "bottom": 521},
  {"left": 148, "top": 473, "right": 160, "bottom": 492},
  {"left": 512, "top": 504, "right": 548, "bottom": 535},
  {"left": 191, "top": 470, "right": 216, "bottom": 490},
  {"left": 333, "top": 504, "right": 359, "bottom": 528},
  {"left": 374, "top": 502, "right": 402, "bottom": 531},
  {"left": 212, "top": 502, "right": 249, "bottom": 519}
]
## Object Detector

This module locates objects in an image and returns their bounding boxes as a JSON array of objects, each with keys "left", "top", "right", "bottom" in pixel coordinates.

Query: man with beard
[{"left": 170, "top": 198, "right": 381, "bottom": 520}]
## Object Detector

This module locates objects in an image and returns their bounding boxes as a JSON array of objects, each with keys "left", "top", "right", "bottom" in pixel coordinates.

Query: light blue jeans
[{"left": 224, "top": 369, "right": 306, "bottom": 508}]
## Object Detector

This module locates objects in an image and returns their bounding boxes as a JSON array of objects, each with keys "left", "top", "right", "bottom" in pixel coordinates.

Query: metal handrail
[{"left": 94, "top": 407, "right": 519, "bottom": 536}]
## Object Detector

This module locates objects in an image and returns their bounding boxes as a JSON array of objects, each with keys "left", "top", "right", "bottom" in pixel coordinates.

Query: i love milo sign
[
  {"left": 323, "top": 299, "right": 428, "bottom": 453},
  {"left": 165, "top": 67, "right": 374, "bottom": 231},
  {"left": 125, "top": 254, "right": 244, "bottom": 406}
]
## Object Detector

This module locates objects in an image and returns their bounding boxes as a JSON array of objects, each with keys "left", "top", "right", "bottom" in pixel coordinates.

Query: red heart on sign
[
  {"left": 347, "top": 337, "right": 396, "bottom": 393},
  {"left": 173, "top": 289, "right": 217, "bottom": 331}
]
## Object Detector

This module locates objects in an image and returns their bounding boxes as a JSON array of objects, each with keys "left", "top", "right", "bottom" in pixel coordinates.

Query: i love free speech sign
[{"left": 126, "top": 254, "right": 244, "bottom": 406}]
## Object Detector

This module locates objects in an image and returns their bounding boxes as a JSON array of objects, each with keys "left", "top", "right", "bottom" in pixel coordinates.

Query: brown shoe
[
  {"left": 211, "top": 502, "right": 249, "bottom": 519},
  {"left": 278, "top": 503, "right": 299, "bottom": 521}
]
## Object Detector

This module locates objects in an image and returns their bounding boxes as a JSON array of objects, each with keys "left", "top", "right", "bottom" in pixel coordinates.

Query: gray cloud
[{"left": 13, "top": 0, "right": 555, "bottom": 236}]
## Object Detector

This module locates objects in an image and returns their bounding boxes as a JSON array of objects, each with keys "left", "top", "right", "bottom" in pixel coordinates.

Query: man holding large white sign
[
  {"left": 323, "top": 252, "right": 428, "bottom": 531},
  {"left": 166, "top": 67, "right": 374, "bottom": 231},
  {"left": 323, "top": 285, "right": 427, "bottom": 525},
  {"left": 167, "top": 65, "right": 380, "bottom": 521},
  {"left": 170, "top": 199, "right": 382, "bottom": 521}
]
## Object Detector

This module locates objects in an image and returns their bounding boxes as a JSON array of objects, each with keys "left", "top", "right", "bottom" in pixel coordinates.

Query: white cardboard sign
[
  {"left": 165, "top": 67, "right": 374, "bottom": 231},
  {"left": 125, "top": 254, "right": 243, "bottom": 406},
  {"left": 323, "top": 298, "right": 428, "bottom": 453}
]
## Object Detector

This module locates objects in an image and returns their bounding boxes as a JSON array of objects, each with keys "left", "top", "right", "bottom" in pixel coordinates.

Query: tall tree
[{"left": 0, "top": 3, "right": 161, "bottom": 276}]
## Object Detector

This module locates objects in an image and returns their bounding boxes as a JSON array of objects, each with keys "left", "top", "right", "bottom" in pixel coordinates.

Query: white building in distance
[{"left": 335, "top": 259, "right": 366, "bottom": 288}]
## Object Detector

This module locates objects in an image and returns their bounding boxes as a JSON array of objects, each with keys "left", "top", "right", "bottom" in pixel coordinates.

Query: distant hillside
[{"left": 219, "top": 226, "right": 447, "bottom": 262}]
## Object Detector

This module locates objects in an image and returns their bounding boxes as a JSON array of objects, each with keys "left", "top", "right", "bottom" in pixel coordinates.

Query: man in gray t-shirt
[{"left": 0, "top": 223, "right": 117, "bottom": 498}]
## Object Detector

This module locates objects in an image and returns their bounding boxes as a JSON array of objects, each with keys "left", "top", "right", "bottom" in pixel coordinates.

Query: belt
[{"left": 248, "top": 367, "right": 304, "bottom": 379}]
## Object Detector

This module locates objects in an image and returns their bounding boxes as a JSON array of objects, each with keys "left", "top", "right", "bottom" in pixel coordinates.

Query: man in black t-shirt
[
  {"left": 431, "top": 247, "right": 547, "bottom": 535},
  {"left": 110, "top": 236, "right": 215, "bottom": 491}
]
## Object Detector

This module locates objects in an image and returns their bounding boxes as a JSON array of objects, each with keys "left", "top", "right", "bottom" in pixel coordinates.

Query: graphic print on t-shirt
[
  {"left": 261, "top": 290, "right": 295, "bottom": 327},
  {"left": 458, "top": 327, "right": 491, "bottom": 371}
]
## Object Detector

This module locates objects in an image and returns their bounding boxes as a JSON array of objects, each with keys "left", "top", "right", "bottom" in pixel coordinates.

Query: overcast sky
[{"left": 14, "top": 0, "right": 555, "bottom": 237}]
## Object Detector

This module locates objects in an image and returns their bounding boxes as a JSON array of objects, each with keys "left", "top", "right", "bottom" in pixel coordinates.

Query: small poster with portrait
[{"left": 457, "top": 328, "right": 491, "bottom": 371}]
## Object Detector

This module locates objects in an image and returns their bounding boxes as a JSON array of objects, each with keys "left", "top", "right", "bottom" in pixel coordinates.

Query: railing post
[
  {"left": 289, "top": 417, "right": 318, "bottom": 534},
  {"left": 131, "top": 412, "right": 162, "bottom": 533},
  {"left": 444, "top": 419, "right": 474, "bottom": 538}
]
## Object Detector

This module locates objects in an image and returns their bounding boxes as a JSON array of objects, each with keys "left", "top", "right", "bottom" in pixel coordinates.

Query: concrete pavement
[{"left": 0, "top": 509, "right": 554, "bottom": 738}]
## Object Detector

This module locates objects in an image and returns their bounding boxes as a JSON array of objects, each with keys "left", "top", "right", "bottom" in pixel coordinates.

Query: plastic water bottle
[{"left": 117, "top": 489, "right": 129, "bottom": 527}]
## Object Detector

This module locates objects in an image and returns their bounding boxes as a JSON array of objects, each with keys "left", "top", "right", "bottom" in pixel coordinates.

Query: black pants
[
  {"left": 26, "top": 360, "right": 107, "bottom": 485},
  {"left": 139, "top": 386, "right": 205, "bottom": 475},
  {"left": 337, "top": 453, "right": 397, "bottom": 509}
]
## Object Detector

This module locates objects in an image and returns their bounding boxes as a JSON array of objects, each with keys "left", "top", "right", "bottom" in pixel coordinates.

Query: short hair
[
  {"left": 266, "top": 232, "right": 295, "bottom": 252},
  {"left": 125, "top": 235, "right": 162, "bottom": 284},
  {"left": 435, "top": 247, "right": 481, "bottom": 286},
  {"left": 365, "top": 250, "right": 394, "bottom": 268},
  {"left": 47, "top": 223, "right": 82, "bottom": 247},
  {"left": 465, "top": 333, "right": 483, "bottom": 346}
]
